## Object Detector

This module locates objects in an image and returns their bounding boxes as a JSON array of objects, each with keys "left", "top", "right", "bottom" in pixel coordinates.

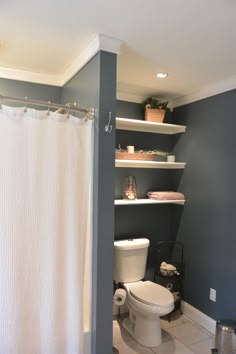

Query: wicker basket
[
  {"left": 115, "top": 152, "right": 163, "bottom": 161},
  {"left": 145, "top": 108, "right": 165, "bottom": 123}
]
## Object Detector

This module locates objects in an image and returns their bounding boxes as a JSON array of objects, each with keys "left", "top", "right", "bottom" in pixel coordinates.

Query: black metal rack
[{"left": 154, "top": 241, "right": 184, "bottom": 321}]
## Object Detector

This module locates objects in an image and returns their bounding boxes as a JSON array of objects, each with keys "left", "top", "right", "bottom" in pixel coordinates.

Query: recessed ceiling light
[{"left": 156, "top": 72, "right": 168, "bottom": 79}]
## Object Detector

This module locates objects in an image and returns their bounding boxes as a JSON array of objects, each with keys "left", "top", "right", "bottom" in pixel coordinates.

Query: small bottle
[{"left": 123, "top": 176, "right": 137, "bottom": 200}]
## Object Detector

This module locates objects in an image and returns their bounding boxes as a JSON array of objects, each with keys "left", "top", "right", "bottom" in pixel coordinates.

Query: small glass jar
[{"left": 123, "top": 176, "right": 137, "bottom": 200}]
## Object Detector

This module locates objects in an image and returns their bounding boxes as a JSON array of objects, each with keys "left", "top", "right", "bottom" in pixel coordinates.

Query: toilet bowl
[
  {"left": 122, "top": 280, "right": 174, "bottom": 347},
  {"left": 113, "top": 238, "right": 174, "bottom": 348}
]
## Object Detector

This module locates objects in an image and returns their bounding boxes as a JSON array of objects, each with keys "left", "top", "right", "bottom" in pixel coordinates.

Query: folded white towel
[
  {"left": 160, "top": 262, "right": 176, "bottom": 271},
  {"left": 147, "top": 191, "right": 185, "bottom": 200}
]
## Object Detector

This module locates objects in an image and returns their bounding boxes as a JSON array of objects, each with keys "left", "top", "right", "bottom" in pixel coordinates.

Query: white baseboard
[
  {"left": 181, "top": 301, "right": 216, "bottom": 335},
  {"left": 113, "top": 299, "right": 216, "bottom": 335}
]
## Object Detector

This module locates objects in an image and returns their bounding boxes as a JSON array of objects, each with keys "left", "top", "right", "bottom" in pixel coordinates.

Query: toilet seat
[
  {"left": 129, "top": 280, "right": 174, "bottom": 307},
  {"left": 123, "top": 280, "right": 175, "bottom": 348}
]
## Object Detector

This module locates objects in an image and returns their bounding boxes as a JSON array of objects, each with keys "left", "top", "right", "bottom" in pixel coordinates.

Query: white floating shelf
[
  {"left": 115, "top": 159, "right": 186, "bottom": 169},
  {"left": 115, "top": 199, "right": 185, "bottom": 206},
  {"left": 116, "top": 117, "right": 186, "bottom": 135}
]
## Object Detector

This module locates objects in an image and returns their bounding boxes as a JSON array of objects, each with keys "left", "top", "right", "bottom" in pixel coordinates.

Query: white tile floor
[{"left": 113, "top": 313, "right": 215, "bottom": 354}]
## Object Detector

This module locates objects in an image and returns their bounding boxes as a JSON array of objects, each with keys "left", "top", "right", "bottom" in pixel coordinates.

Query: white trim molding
[
  {"left": 181, "top": 301, "right": 216, "bottom": 335},
  {"left": 98, "top": 33, "right": 123, "bottom": 55},
  {"left": 59, "top": 34, "right": 122, "bottom": 86},
  {"left": 116, "top": 89, "right": 147, "bottom": 104},
  {"left": 0, "top": 34, "right": 122, "bottom": 87},
  {"left": 117, "top": 75, "right": 236, "bottom": 108},
  {"left": 116, "top": 89, "right": 172, "bottom": 109},
  {"left": 172, "top": 75, "right": 236, "bottom": 108},
  {"left": 0, "top": 67, "right": 61, "bottom": 87}
]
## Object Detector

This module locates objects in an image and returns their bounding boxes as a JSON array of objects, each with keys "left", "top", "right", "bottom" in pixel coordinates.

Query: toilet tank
[{"left": 113, "top": 238, "right": 150, "bottom": 283}]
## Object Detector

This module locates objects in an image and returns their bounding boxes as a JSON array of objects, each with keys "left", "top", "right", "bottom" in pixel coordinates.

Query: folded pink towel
[{"left": 147, "top": 191, "right": 185, "bottom": 200}]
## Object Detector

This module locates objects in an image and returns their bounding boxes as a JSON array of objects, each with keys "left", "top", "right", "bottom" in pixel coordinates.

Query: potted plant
[{"left": 143, "top": 97, "right": 169, "bottom": 123}]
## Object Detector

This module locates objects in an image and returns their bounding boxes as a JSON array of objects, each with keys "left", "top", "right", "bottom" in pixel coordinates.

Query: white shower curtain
[{"left": 0, "top": 105, "right": 93, "bottom": 354}]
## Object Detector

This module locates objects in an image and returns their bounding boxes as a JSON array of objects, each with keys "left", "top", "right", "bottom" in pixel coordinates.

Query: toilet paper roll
[{"left": 113, "top": 288, "right": 127, "bottom": 306}]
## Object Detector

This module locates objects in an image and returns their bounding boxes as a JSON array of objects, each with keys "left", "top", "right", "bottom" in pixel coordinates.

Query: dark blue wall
[
  {"left": 62, "top": 52, "right": 117, "bottom": 354},
  {"left": 0, "top": 78, "right": 61, "bottom": 105},
  {"left": 115, "top": 101, "right": 182, "bottom": 278},
  {"left": 173, "top": 89, "right": 236, "bottom": 320}
]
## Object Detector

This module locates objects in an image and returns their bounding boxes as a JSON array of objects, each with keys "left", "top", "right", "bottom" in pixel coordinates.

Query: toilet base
[{"left": 123, "top": 310, "right": 162, "bottom": 348}]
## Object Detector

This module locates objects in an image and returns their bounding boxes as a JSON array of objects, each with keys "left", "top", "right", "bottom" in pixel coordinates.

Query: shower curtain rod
[{"left": 0, "top": 94, "right": 95, "bottom": 120}]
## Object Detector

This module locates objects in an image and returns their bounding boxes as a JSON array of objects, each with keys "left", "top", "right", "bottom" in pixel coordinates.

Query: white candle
[
  {"left": 167, "top": 155, "right": 175, "bottom": 162},
  {"left": 126, "top": 145, "right": 134, "bottom": 154}
]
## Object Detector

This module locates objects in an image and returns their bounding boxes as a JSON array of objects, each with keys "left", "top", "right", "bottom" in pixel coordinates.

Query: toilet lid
[{"left": 130, "top": 281, "right": 174, "bottom": 307}]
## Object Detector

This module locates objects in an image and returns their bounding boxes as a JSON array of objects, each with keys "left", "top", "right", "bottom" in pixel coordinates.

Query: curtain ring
[
  {"left": 66, "top": 103, "right": 70, "bottom": 118},
  {"left": 24, "top": 97, "right": 28, "bottom": 112},
  {"left": 47, "top": 101, "right": 51, "bottom": 116}
]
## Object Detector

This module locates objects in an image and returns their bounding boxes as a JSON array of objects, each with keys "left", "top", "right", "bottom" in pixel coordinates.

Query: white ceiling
[{"left": 1, "top": 0, "right": 236, "bottom": 104}]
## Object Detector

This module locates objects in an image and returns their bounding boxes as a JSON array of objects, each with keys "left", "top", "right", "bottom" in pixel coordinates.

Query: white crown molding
[
  {"left": 182, "top": 301, "right": 216, "bottom": 335},
  {"left": 116, "top": 89, "right": 147, "bottom": 104},
  {"left": 0, "top": 34, "right": 122, "bottom": 87},
  {"left": 0, "top": 66, "right": 61, "bottom": 86},
  {"left": 98, "top": 33, "right": 123, "bottom": 55},
  {"left": 116, "top": 89, "right": 174, "bottom": 110},
  {"left": 59, "top": 33, "right": 122, "bottom": 86},
  {"left": 118, "top": 74, "right": 236, "bottom": 108},
  {"left": 172, "top": 75, "right": 236, "bottom": 108}
]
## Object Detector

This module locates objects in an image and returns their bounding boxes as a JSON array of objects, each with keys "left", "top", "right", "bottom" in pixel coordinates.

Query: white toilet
[{"left": 113, "top": 238, "right": 174, "bottom": 348}]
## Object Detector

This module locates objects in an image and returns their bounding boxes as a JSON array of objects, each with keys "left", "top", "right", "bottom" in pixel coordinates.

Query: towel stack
[{"left": 147, "top": 191, "right": 185, "bottom": 200}]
